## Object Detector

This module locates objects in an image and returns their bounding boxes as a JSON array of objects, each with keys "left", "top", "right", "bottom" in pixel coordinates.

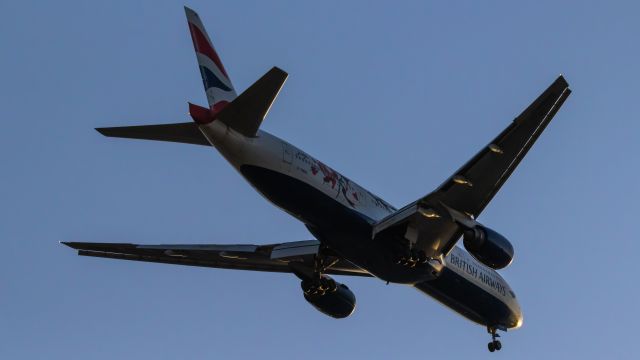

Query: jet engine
[
  {"left": 301, "top": 276, "right": 356, "bottom": 319},
  {"left": 463, "top": 226, "right": 514, "bottom": 269}
]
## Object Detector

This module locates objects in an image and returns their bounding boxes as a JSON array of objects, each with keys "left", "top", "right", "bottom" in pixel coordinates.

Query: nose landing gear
[{"left": 487, "top": 327, "right": 502, "bottom": 352}]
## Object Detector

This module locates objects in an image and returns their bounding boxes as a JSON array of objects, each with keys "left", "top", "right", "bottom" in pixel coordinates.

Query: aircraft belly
[
  {"left": 237, "top": 164, "right": 429, "bottom": 283},
  {"left": 239, "top": 131, "right": 395, "bottom": 221},
  {"left": 239, "top": 164, "right": 373, "bottom": 232},
  {"left": 414, "top": 268, "right": 520, "bottom": 329}
]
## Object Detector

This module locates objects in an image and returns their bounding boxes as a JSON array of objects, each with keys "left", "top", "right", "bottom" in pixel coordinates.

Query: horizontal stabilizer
[
  {"left": 215, "top": 66, "right": 288, "bottom": 137},
  {"left": 96, "top": 122, "right": 210, "bottom": 146}
]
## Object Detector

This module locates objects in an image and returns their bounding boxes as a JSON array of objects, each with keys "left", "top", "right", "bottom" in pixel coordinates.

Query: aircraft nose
[{"left": 510, "top": 299, "right": 524, "bottom": 329}]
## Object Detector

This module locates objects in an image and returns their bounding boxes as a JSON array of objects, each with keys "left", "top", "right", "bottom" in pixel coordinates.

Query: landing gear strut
[
  {"left": 487, "top": 327, "right": 502, "bottom": 352},
  {"left": 301, "top": 249, "right": 338, "bottom": 296}
]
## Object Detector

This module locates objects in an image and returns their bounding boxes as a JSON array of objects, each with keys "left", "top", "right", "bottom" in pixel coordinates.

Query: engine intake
[
  {"left": 301, "top": 277, "right": 356, "bottom": 319},
  {"left": 463, "top": 226, "right": 514, "bottom": 269}
]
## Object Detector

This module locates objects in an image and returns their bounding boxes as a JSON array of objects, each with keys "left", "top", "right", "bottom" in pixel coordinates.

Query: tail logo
[
  {"left": 185, "top": 7, "right": 237, "bottom": 112},
  {"left": 199, "top": 66, "right": 232, "bottom": 92},
  {"left": 188, "top": 23, "right": 230, "bottom": 80}
]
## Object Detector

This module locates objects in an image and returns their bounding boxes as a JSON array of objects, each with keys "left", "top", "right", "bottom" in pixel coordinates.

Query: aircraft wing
[
  {"left": 373, "top": 76, "right": 571, "bottom": 258},
  {"left": 62, "top": 240, "right": 371, "bottom": 277}
]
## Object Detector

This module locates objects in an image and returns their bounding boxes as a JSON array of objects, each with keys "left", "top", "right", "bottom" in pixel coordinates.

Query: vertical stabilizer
[{"left": 184, "top": 6, "right": 237, "bottom": 114}]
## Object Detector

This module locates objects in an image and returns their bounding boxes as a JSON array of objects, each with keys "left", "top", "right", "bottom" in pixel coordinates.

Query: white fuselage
[{"left": 198, "top": 119, "right": 522, "bottom": 329}]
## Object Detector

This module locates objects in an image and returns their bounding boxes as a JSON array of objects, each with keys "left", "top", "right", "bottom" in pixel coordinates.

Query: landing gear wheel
[
  {"left": 319, "top": 277, "right": 337, "bottom": 292},
  {"left": 301, "top": 280, "right": 318, "bottom": 296},
  {"left": 302, "top": 250, "right": 340, "bottom": 297},
  {"left": 487, "top": 327, "right": 502, "bottom": 352}
]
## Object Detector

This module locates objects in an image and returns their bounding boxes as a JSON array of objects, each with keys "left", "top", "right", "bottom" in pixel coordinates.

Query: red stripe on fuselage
[{"left": 188, "top": 23, "right": 230, "bottom": 79}]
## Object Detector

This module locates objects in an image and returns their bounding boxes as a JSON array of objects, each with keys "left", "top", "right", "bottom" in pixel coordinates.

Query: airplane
[{"left": 62, "top": 7, "right": 571, "bottom": 353}]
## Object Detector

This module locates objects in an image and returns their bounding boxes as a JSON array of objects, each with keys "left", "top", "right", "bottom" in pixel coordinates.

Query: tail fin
[{"left": 184, "top": 6, "right": 237, "bottom": 114}]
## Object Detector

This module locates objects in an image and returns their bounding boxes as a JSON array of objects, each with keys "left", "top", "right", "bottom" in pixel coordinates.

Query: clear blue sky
[{"left": 2, "top": 1, "right": 639, "bottom": 358}]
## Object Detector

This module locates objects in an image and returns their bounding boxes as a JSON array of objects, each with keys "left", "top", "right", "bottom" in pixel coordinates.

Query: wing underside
[
  {"left": 429, "top": 75, "right": 571, "bottom": 218},
  {"left": 62, "top": 240, "right": 371, "bottom": 277},
  {"left": 374, "top": 76, "right": 571, "bottom": 258}
]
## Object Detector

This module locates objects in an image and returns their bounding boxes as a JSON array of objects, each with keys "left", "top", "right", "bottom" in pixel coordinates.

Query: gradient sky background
[{"left": 2, "top": 1, "right": 639, "bottom": 358}]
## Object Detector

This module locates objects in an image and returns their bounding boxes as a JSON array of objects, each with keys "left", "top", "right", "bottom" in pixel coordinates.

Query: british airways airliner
[{"left": 63, "top": 7, "right": 571, "bottom": 352}]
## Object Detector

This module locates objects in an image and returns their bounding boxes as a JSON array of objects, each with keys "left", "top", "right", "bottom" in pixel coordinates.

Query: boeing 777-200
[{"left": 63, "top": 7, "right": 571, "bottom": 352}]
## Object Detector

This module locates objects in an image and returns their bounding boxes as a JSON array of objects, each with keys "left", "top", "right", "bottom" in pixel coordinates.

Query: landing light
[
  {"left": 419, "top": 208, "right": 441, "bottom": 218},
  {"left": 164, "top": 250, "right": 187, "bottom": 258},
  {"left": 219, "top": 252, "right": 248, "bottom": 260},
  {"left": 488, "top": 144, "right": 504, "bottom": 154},
  {"left": 453, "top": 175, "right": 473, "bottom": 187}
]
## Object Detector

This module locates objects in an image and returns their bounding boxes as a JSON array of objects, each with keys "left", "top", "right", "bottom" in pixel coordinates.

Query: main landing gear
[
  {"left": 301, "top": 249, "right": 339, "bottom": 296},
  {"left": 301, "top": 276, "right": 337, "bottom": 296},
  {"left": 487, "top": 327, "right": 502, "bottom": 352},
  {"left": 390, "top": 237, "right": 428, "bottom": 268},
  {"left": 393, "top": 248, "right": 428, "bottom": 267}
]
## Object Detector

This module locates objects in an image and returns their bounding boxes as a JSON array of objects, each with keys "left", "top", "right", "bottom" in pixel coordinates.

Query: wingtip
[
  {"left": 556, "top": 74, "right": 569, "bottom": 88},
  {"left": 61, "top": 241, "right": 77, "bottom": 249},
  {"left": 272, "top": 66, "right": 289, "bottom": 78}
]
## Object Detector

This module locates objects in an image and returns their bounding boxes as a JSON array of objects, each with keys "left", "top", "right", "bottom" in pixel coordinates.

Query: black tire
[
  {"left": 494, "top": 341, "right": 502, "bottom": 351},
  {"left": 417, "top": 250, "right": 427, "bottom": 263},
  {"left": 301, "top": 280, "right": 312, "bottom": 294},
  {"left": 488, "top": 342, "right": 495, "bottom": 352},
  {"left": 328, "top": 280, "right": 337, "bottom": 292}
]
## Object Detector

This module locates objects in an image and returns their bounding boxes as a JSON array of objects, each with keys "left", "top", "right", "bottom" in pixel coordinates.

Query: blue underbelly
[
  {"left": 240, "top": 165, "right": 374, "bottom": 235},
  {"left": 415, "top": 268, "right": 519, "bottom": 328}
]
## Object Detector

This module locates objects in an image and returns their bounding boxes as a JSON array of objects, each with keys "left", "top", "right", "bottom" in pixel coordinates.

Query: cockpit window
[{"left": 509, "top": 290, "right": 516, "bottom": 298}]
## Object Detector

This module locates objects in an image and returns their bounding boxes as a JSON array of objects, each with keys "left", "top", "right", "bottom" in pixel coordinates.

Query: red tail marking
[
  {"left": 189, "top": 102, "right": 215, "bottom": 124},
  {"left": 188, "top": 23, "right": 230, "bottom": 79}
]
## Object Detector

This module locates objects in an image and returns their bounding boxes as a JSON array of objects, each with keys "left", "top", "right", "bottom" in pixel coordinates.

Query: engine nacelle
[
  {"left": 463, "top": 226, "right": 514, "bottom": 269},
  {"left": 302, "top": 277, "right": 356, "bottom": 319}
]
